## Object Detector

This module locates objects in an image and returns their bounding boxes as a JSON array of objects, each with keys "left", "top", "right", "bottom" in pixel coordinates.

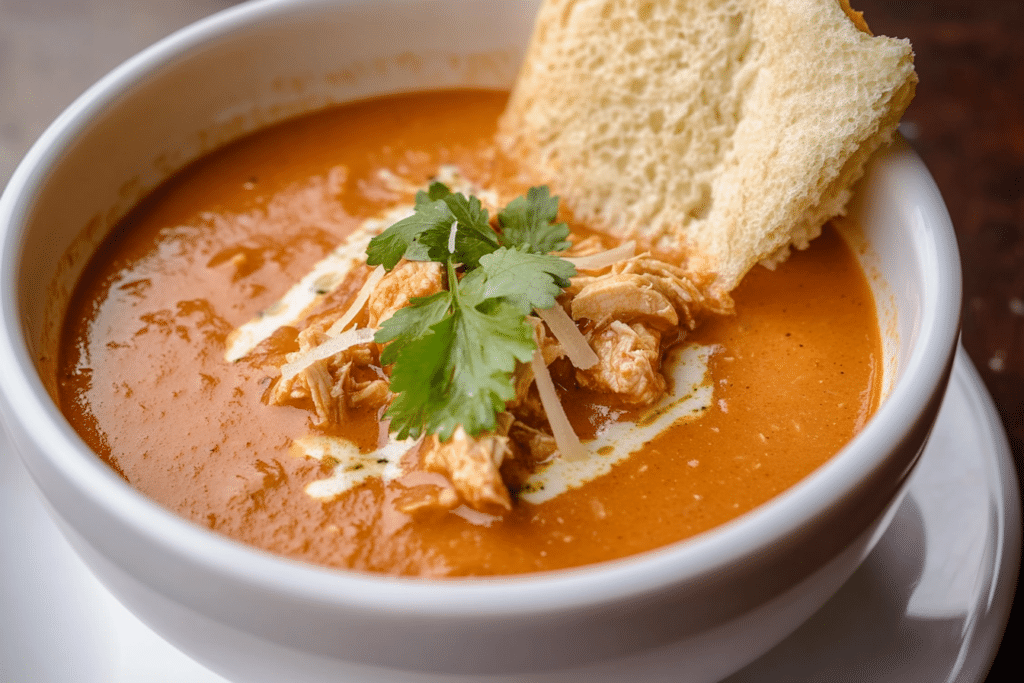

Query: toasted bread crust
[{"left": 499, "top": 0, "right": 916, "bottom": 304}]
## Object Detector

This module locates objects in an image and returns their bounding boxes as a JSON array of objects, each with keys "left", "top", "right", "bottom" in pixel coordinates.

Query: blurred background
[
  {"left": 854, "top": 4, "right": 1022, "bottom": 680},
  {"left": 1, "top": 0, "right": 1020, "bottom": 680}
]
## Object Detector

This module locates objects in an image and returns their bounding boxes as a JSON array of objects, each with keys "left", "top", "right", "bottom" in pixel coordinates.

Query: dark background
[
  {"left": 854, "top": 3, "right": 1023, "bottom": 681},
  {"left": 1, "top": 0, "right": 1021, "bottom": 680}
]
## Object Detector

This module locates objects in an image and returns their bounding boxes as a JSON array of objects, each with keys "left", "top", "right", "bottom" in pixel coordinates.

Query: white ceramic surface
[
  {"left": 0, "top": 1, "right": 963, "bottom": 682},
  {"left": 2, "top": 348, "right": 1015, "bottom": 683}
]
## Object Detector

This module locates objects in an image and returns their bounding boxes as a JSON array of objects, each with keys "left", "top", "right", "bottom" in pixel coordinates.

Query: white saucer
[{"left": 1, "top": 346, "right": 1019, "bottom": 683}]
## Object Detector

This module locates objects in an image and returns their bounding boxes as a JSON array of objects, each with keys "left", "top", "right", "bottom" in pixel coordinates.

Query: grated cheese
[
  {"left": 325, "top": 265, "right": 386, "bottom": 336},
  {"left": 563, "top": 240, "right": 636, "bottom": 271},
  {"left": 534, "top": 305, "right": 598, "bottom": 369},
  {"left": 530, "top": 348, "right": 587, "bottom": 461},
  {"left": 279, "top": 327, "right": 376, "bottom": 381}
]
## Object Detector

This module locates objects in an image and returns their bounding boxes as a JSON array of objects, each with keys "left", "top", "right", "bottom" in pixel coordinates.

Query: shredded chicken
[
  {"left": 565, "top": 255, "right": 708, "bottom": 404},
  {"left": 268, "top": 319, "right": 387, "bottom": 426},
  {"left": 266, "top": 242, "right": 713, "bottom": 513},
  {"left": 576, "top": 321, "right": 666, "bottom": 404},
  {"left": 509, "top": 316, "right": 567, "bottom": 410},
  {"left": 569, "top": 255, "right": 705, "bottom": 331},
  {"left": 395, "top": 484, "right": 460, "bottom": 516},
  {"left": 366, "top": 259, "right": 445, "bottom": 328},
  {"left": 269, "top": 260, "right": 443, "bottom": 426},
  {"left": 508, "top": 420, "right": 558, "bottom": 462},
  {"left": 614, "top": 256, "right": 707, "bottom": 325},
  {"left": 571, "top": 274, "right": 679, "bottom": 330},
  {"left": 420, "top": 415, "right": 516, "bottom": 511}
]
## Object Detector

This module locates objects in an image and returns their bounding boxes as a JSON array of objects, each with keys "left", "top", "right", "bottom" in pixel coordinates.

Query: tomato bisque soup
[{"left": 58, "top": 90, "right": 881, "bottom": 577}]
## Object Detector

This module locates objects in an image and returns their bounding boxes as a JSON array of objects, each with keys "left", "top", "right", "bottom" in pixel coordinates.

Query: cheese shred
[
  {"left": 280, "top": 327, "right": 377, "bottom": 381},
  {"left": 534, "top": 305, "right": 598, "bottom": 369},
  {"left": 326, "top": 265, "right": 386, "bottom": 336},
  {"left": 563, "top": 241, "right": 636, "bottom": 271},
  {"left": 530, "top": 348, "right": 587, "bottom": 461}
]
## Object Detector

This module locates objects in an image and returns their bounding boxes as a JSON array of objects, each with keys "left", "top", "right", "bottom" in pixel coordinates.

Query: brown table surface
[{"left": 1, "top": 0, "right": 1021, "bottom": 680}]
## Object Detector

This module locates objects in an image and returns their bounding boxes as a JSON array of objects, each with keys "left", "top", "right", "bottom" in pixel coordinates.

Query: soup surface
[{"left": 59, "top": 90, "right": 880, "bottom": 577}]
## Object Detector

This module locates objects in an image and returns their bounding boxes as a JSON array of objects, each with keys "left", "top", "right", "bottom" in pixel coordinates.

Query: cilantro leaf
[
  {"left": 380, "top": 265, "right": 535, "bottom": 441},
  {"left": 367, "top": 183, "right": 579, "bottom": 442},
  {"left": 415, "top": 181, "right": 452, "bottom": 208},
  {"left": 367, "top": 199, "right": 454, "bottom": 270},
  {"left": 410, "top": 209, "right": 458, "bottom": 263},
  {"left": 413, "top": 192, "right": 500, "bottom": 266},
  {"left": 498, "top": 186, "right": 571, "bottom": 254},
  {"left": 444, "top": 193, "right": 499, "bottom": 269},
  {"left": 376, "top": 291, "right": 453, "bottom": 366},
  {"left": 421, "top": 297, "right": 534, "bottom": 440},
  {"left": 368, "top": 187, "right": 503, "bottom": 270},
  {"left": 461, "top": 248, "right": 576, "bottom": 315},
  {"left": 443, "top": 192, "right": 490, "bottom": 233},
  {"left": 382, "top": 313, "right": 455, "bottom": 441}
]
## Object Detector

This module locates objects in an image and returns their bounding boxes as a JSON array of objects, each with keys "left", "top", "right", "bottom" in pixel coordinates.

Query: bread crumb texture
[{"left": 499, "top": 0, "right": 916, "bottom": 303}]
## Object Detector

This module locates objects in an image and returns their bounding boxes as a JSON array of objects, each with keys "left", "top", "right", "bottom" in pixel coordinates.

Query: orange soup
[{"left": 58, "top": 90, "right": 880, "bottom": 576}]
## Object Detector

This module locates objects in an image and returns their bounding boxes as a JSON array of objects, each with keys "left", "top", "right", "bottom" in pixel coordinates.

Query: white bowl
[{"left": 0, "top": 1, "right": 962, "bottom": 681}]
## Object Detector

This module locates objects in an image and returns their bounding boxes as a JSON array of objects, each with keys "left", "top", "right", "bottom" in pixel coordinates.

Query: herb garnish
[{"left": 366, "top": 183, "right": 576, "bottom": 442}]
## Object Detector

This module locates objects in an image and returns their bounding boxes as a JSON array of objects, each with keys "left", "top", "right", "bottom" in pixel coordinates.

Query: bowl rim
[{"left": 0, "top": 0, "right": 962, "bottom": 619}]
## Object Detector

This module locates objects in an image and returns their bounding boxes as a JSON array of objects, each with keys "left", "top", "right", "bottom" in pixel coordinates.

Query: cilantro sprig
[{"left": 366, "top": 183, "right": 575, "bottom": 442}]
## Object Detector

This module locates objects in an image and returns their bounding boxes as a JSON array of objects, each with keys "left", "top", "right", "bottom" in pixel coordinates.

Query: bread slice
[{"left": 498, "top": 0, "right": 917, "bottom": 304}]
